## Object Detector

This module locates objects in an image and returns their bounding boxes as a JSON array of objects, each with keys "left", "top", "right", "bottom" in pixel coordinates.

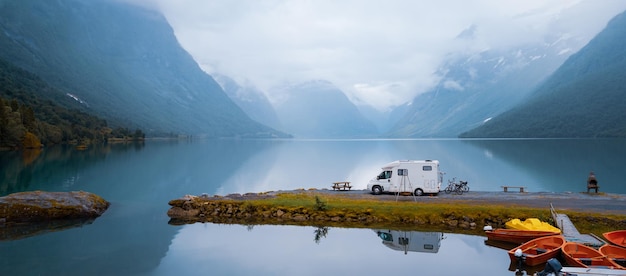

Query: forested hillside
[
  {"left": 0, "top": 0, "right": 286, "bottom": 138},
  {"left": 0, "top": 58, "right": 141, "bottom": 149},
  {"left": 460, "top": 10, "right": 626, "bottom": 138}
]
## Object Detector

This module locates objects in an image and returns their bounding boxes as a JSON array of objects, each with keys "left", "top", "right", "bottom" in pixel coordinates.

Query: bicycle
[
  {"left": 459, "top": 180, "right": 469, "bottom": 193},
  {"left": 444, "top": 178, "right": 469, "bottom": 195},
  {"left": 444, "top": 178, "right": 459, "bottom": 194}
]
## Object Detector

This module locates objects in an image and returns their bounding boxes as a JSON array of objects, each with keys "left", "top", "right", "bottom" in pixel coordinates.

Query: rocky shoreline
[
  {"left": 167, "top": 189, "right": 626, "bottom": 233},
  {"left": 0, "top": 191, "right": 110, "bottom": 240}
]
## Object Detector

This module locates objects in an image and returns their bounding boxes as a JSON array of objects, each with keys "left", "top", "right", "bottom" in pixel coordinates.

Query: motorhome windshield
[{"left": 378, "top": 170, "right": 392, "bottom": 179}]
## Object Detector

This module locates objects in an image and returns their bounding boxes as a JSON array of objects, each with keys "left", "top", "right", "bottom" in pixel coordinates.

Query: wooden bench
[
  {"left": 501, "top": 186, "right": 526, "bottom": 193},
  {"left": 332, "top": 182, "right": 352, "bottom": 191}
]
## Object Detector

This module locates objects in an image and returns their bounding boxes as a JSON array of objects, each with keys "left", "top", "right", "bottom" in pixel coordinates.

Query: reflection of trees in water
[
  {"left": 0, "top": 150, "right": 30, "bottom": 195},
  {"left": 0, "top": 143, "right": 145, "bottom": 196},
  {"left": 314, "top": 226, "right": 329, "bottom": 244},
  {"left": 21, "top": 149, "right": 42, "bottom": 165}
]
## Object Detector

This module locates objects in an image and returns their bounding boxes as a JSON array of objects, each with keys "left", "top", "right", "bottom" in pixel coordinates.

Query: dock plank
[{"left": 551, "top": 204, "right": 605, "bottom": 248}]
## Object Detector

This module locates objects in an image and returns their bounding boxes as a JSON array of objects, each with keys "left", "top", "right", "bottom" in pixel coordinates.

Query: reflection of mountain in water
[
  {"left": 463, "top": 139, "right": 626, "bottom": 194},
  {"left": 374, "top": 229, "right": 444, "bottom": 254},
  {"left": 0, "top": 140, "right": 275, "bottom": 275}
]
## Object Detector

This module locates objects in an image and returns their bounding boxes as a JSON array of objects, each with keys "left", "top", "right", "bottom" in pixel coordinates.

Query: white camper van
[{"left": 367, "top": 160, "right": 442, "bottom": 196}]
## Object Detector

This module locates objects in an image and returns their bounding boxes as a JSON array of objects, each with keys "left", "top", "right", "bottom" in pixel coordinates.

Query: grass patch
[
  {"left": 171, "top": 192, "right": 626, "bottom": 235},
  {"left": 264, "top": 193, "right": 551, "bottom": 221}
]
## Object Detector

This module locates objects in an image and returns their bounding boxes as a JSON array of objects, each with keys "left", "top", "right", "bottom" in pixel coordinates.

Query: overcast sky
[{"left": 150, "top": 0, "right": 626, "bottom": 111}]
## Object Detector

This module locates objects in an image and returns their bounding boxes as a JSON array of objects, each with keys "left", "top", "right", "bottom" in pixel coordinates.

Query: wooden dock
[
  {"left": 550, "top": 203, "right": 605, "bottom": 248},
  {"left": 561, "top": 267, "right": 626, "bottom": 275}
]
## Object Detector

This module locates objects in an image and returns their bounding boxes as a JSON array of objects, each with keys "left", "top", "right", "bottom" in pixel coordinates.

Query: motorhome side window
[
  {"left": 423, "top": 166, "right": 432, "bottom": 171},
  {"left": 378, "top": 170, "right": 392, "bottom": 179}
]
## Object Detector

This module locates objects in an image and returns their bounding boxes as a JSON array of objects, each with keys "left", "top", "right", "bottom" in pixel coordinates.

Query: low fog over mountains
[
  {"left": 270, "top": 80, "right": 379, "bottom": 138},
  {"left": 461, "top": 10, "right": 626, "bottom": 138},
  {"left": 213, "top": 74, "right": 282, "bottom": 132},
  {"left": 386, "top": 29, "right": 582, "bottom": 137},
  {"left": 1, "top": 0, "right": 625, "bottom": 139},
  {"left": 0, "top": 0, "right": 286, "bottom": 138}
]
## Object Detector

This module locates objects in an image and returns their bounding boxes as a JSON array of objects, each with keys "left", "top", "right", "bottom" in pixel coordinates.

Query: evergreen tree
[
  {"left": 4, "top": 109, "right": 25, "bottom": 148},
  {"left": 20, "top": 105, "right": 36, "bottom": 132},
  {"left": 9, "top": 99, "right": 18, "bottom": 112}
]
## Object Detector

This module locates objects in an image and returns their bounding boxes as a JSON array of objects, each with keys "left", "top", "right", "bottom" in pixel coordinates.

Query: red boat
[
  {"left": 599, "top": 244, "right": 626, "bottom": 269},
  {"left": 562, "top": 242, "right": 622, "bottom": 269},
  {"left": 603, "top": 230, "right": 626, "bottom": 248},
  {"left": 486, "top": 228, "right": 560, "bottom": 245},
  {"left": 508, "top": 235, "right": 565, "bottom": 267}
]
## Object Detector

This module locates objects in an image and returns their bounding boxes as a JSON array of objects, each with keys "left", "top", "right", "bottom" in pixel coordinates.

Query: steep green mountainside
[
  {"left": 461, "top": 11, "right": 626, "bottom": 138},
  {"left": 0, "top": 0, "right": 285, "bottom": 138},
  {"left": 0, "top": 57, "right": 119, "bottom": 148}
]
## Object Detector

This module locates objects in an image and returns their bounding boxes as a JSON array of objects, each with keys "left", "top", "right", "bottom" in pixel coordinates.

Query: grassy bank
[{"left": 168, "top": 191, "right": 626, "bottom": 237}]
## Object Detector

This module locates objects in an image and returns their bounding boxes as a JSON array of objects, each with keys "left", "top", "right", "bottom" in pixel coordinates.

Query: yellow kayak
[{"left": 505, "top": 218, "right": 561, "bottom": 233}]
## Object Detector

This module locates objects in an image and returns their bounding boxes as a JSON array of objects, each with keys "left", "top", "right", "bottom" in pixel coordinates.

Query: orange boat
[
  {"left": 562, "top": 242, "right": 622, "bottom": 269},
  {"left": 603, "top": 230, "right": 626, "bottom": 248},
  {"left": 486, "top": 228, "right": 560, "bottom": 245},
  {"left": 599, "top": 244, "right": 626, "bottom": 269},
  {"left": 507, "top": 235, "right": 565, "bottom": 267}
]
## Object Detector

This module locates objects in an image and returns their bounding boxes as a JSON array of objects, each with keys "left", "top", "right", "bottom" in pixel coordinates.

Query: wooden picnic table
[{"left": 332, "top": 181, "right": 352, "bottom": 191}]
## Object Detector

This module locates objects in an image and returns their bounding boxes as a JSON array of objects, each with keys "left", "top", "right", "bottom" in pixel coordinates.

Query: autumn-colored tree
[{"left": 22, "top": 131, "right": 42, "bottom": 149}]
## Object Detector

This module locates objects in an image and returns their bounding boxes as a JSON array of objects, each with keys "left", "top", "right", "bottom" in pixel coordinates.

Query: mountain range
[
  {"left": 213, "top": 74, "right": 283, "bottom": 132},
  {"left": 386, "top": 27, "right": 584, "bottom": 137},
  {"left": 0, "top": 0, "right": 624, "bottom": 140},
  {"left": 0, "top": 0, "right": 287, "bottom": 138},
  {"left": 270, "top": 80, "right": 379, "bottom": 138},
  {"left": 461, "top": 10, "right": 626, "bottom": 138},
  {"left": 217, "top": 11, "right": 626, "bottom": 139}
]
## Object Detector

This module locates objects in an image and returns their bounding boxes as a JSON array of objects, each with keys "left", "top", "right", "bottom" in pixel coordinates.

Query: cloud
[
  {"left": 443, "top": 80, "right": 464, "bottom": 91},
  {"left": 153, "top": 0, "right": 626, "bottom": 111}
]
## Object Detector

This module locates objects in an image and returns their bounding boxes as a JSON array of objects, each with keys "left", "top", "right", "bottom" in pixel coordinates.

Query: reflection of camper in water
[{"left": 374, "top": 229, "right": 443, "bottom": 254}]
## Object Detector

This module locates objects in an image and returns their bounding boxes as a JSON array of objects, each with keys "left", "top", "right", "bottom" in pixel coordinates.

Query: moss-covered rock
[{"left": 0, "top": 191, "right": 110, "bottom": 224}]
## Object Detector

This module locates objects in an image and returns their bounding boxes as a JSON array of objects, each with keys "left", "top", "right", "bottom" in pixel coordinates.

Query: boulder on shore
[{"left": 0, "top": 191, "right": 110, "bottom": 224}]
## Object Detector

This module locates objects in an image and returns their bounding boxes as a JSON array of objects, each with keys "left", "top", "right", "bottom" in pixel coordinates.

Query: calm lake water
[{"left": 1, "top": 138, "right": 625, "bottom": 275}]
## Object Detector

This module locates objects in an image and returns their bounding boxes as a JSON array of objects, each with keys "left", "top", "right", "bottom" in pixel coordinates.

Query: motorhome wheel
[
  {"left": 372, "top": 186, "right": 382, "bottom": 195},
  {"left": 414, "top": 188, "right": 424, "bottom": 196}
]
